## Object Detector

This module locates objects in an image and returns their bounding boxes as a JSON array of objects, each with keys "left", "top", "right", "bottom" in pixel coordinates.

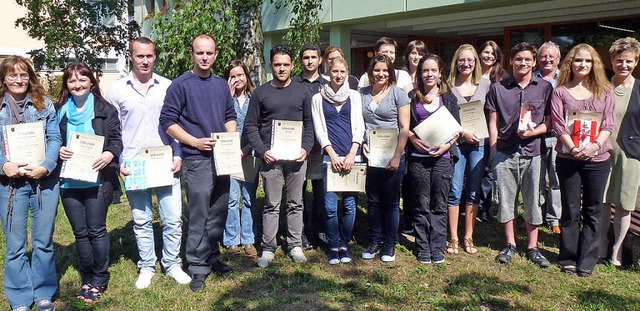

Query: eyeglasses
[
  {"left": 6, "top": 73, "right": 30, "bottom": 82},
  {"left": 539, "top": 55, "right": 557, "bottom": 61},
  {"left": 457, "top": 58, "right": 476, "bottom": 64}
]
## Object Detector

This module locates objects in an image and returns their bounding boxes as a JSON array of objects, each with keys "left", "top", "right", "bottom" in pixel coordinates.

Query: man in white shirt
[{"left": 105, "top": 37, "right": 191, "bottom": 289}]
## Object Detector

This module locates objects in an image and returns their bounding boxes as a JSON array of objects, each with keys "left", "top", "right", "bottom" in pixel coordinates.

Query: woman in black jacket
[
  {"left": 56, "top": 62, "right": 122, "bottom": 302},
  {"left": 407, "top": 54, "right": 460, "bottom": 264}
]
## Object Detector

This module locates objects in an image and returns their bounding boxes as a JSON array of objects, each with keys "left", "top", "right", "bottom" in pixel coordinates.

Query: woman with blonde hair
[
  {"left": 0, "top": 56, "right": 62, "bottom": 311},
  {"left": 599, "top": 37, "right": 640, "bottom": 269},
  {"left": 445, "top": 44, "right": 491, "bottom": 255},
  {"left": 551, "top": 43, "right": 615, "bottom": 277}
]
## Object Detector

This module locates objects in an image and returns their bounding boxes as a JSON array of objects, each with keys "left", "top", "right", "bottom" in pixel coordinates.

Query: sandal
[
  {"left": 464, "top": 238, "right": 478, "bottom": 254},
  {"left": 83, "top": 285, "right": 105, "bottom": 302},
  {"left": 77, "top": 284, "right": 91, "bottom": 300},
  {"left": 560, "top": 265, "right": 576, "bottom": 275},
  {"left": 446, "top": 239, "right": 459, "bottom": 254}
]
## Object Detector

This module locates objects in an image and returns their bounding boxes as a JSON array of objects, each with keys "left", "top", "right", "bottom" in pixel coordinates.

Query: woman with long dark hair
[
  {"left": 479, "top": 40, "right": 507, "bottom": 83},
  {"left": 0, "top": 56, "right": 61, "bottom": 311},
  {"left": 56, "top": 62, "right": 122, "bottom": 301}
]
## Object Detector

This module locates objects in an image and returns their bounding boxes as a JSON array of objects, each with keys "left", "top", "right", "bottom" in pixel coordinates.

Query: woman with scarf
[
  {"left": 312, "top": 57, "right": 365, "bottom": 264},
  {"left": 56, "top": 62, "right": 122, "bottom": 301},
  {"left": 0, "top": 56, "right": 61, "bottom": 311}
]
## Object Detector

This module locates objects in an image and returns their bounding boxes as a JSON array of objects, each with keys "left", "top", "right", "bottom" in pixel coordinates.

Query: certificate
[
  {"left": 413, "top": 107, "right": 462, "bottom": 150},
  {"left": 326, "top": 163, "right": 366, "bottom": 192},
  {"left": 458, "top": 100, "right": 488, "bottom": 140},
  {"left": 123, "top": 145, "right": 174, "bottom": 190},
  {"left": 3, "top": 121, "right": 45, "bottom": 166},
  {"left": 306, "top": 153, "right": 323, "bottom": 180},
  {"left": 60, "top": 132, "right": 104, "bottom": 183},
  {"left": 367, "top": 128, "right": 397, "bottom": 168},
  {"left": 212, "top": 132, "right": 243, "bottom": 176},
  {"left": 270, "top": 120, "right": 303, "bottom": 160}
]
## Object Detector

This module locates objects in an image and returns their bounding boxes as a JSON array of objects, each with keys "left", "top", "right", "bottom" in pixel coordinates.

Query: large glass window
[{"left": 510, "top": 28, "right": 544, "bottom": 49}]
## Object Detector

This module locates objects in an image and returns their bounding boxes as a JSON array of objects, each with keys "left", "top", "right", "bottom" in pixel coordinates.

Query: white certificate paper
[
  {"left": 124, "top": 145, "right": 174, "bottom": 190},
  {"left": 213, "top": 132, "right": 243, "bottom": 176},
  {"left": 458, "top": 100, "right": 488, "bottom": 140},
  {"left": 60, "top": 132, "right": 104, "bottom": 182},
  {"left": 270, "top": 120, "right": 303, "bottom": 160},
  {"left": 367, "top": 128, "right": 397, "bottom": 168},
  {"left": 413, "top": 107, "right": 462, "bottom": 150},
  {"left": 3, "top": 121, "right": 45, "bottom": 165},
  {"left": 326, "top": 163, "right": 366, "bottom": 192}
]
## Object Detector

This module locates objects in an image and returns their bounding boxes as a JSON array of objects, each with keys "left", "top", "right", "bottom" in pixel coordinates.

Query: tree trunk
[{"left": 236, "top": 3, "right": 267, "bottom": 86}]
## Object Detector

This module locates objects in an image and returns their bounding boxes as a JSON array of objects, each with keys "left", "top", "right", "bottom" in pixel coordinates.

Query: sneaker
[
  {"left": 135, "top": 270, "right": 155, "bottom": 289},
  {"left": 328, "top": 250, "right": 340, "bottom": 265},
  {"left": 527, "top": 247, "right": 550, "bottom": 268},
  {"left": 189, "top": 274, "right": 207, "bottom": 292},
  {"left": 301, "top": 233, "right": 313, "bottom": 250},
  {"left": 13, "top": 306, "right": 30, "bottom": 311},
  {"left": 211, "top": 260, "right": 232, "bottom": 274},
  {"left": 243, "top": 244, "right": 258, "bottom": 257},
  {"left": 289, "top": 247, "right": 308, "bottom": 263},
  {"left": 257, "top": 251, "right": 275, "bottom": 267},
  {"left": 380, "top": 244, "right": 396, "bottom": 262},
  {"left": 166, "top": 268, "right": 191, "bottom": 284},
  {"left": 477, "top": 210, "right": 493, "bottom": 223},
  {"left": 227, "top": 245, "right": 242, "bottom": 254},
  {"left": 362, "top": 242, "right": 382, "bottom": 259},
  {"left": 36, "top": 300, "right": 55, "bottom": 311},
  {"left": 417, "top": 251, "right": 431, "bottom": 264},
  {"left": 431, "top": 252, "right": 445, "bottom": 264},
  {"left": 339, "top": 249, "right": 352, "bottom": 263},
  {"left": 496, "top": 243, "right": 516, "bottom": 264}
]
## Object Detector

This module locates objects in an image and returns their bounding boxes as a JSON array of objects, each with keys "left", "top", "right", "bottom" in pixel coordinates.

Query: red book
[{"left": 572, "top": 119, "right": 597, "bottom": 148}]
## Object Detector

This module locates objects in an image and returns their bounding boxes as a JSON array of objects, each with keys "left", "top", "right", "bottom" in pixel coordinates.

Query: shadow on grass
[
  {"left": 576, "top": 289, "right": 640, "bottom": 310},
  {"left": 439, "top": 272, "right": 534, "bottom": 310}
]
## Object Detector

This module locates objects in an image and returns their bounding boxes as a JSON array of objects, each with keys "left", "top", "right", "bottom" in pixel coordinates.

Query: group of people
[{"left": 1, "top": 32, "right": 639, "bottom": 311}]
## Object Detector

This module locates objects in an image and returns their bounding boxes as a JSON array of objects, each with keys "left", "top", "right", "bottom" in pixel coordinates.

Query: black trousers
[{"left": 556, "top": 157, "right": 610, "bottom": 271}]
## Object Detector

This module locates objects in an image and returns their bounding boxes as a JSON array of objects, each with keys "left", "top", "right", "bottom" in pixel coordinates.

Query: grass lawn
[{"left": 1, "top": 187, "right": 639, "bottom": 311}]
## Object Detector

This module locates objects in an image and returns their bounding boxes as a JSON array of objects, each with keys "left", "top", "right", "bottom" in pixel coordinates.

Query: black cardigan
[
  {"left": 408, "top": 92, "right": 460, "bottom": 162},
  {"left": 617, "top": 79, "right": 640, "bottom": 160},
  {"left": 53, "top": 99, "right": 123, "bottom": 180}
]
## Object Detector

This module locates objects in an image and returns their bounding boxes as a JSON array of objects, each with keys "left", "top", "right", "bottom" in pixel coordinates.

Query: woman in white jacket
[{"left": 311, "top": 57, "right": 365, "bottom": 264}]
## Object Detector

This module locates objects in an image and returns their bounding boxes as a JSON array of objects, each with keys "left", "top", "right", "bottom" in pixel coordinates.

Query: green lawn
[{"left": 1, "top": 190, "right": 639, "bottom": 310}]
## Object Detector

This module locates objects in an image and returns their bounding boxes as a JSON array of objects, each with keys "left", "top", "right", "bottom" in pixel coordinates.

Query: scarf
[
  {"left": 320, "top": 82, "right": 350, "bottom": 105},
  {"left": 58, "top": 93, "right": 96, "bottom": 142}
]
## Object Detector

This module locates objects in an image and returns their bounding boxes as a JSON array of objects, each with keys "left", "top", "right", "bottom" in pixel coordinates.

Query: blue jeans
[
  {"left": 0, "top": 178, "right": 59, "bottom": 309},
  {"left": 323, "top": 163, "right": 356, "bottom": 249},
  {"left": 61, "top": 186, "right": 110, "bottom": 287},
  {"left": 366, "top": 156, "right": 405, "bottom": 246},
  {"left": 448, "top": 143, "right": 487, "bottom": 206},
  {"left": 126, "top": 177, "right": 184, "bottom": 272},
  {"left": 224, "top": 177, "right": 257, "bottom": 246}
]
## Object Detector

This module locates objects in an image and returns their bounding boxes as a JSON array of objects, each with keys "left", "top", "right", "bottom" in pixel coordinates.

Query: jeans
[
  {"left": 366, "top": 155, "right": 405, "bottom": 246},
  {"left": 61, "top": 186, "right": 110, "bottom": 287},
  {"left": 261, "top": 161, "right": 307, "bottom": 252},
  {"left": 408, "top": 156, "right": 453, "bottom": 255},
  {"left": 182, "top": 159, "right": 230, "bottom": 275},
  {"left": 541, "top": 137, "right": 562, "bottom": 226},
  {"left": 323, "top": 163, "right": 357, "bottom": 249},
  {"left": 224, "top": 177, "right": 257, "bottom": 246},
  {"left": 126, "top": 177, "right": 184, "bottom": 272},
  {"left": 0, "top": 178, "right": 59, "bottom": 309},
  {"left": 556, "top": 157, "right": 610, "bottom": 271},
  {"left": 448, "top": 143, "right": 487, "bottom": 206}
]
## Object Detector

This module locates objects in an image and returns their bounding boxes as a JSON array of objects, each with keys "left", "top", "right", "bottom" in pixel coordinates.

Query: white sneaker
[
  {"left": 135, "top": 270, "right": 155, "bottom": 289},
  {"left": 166, "top": 268, "right": 191, "bottom": 285},
  {"left": 257, "top": 251, "right": 275, "bottom": 267},
  {"left": 289, "top": 247, "right": 307, "bottom": 263}
]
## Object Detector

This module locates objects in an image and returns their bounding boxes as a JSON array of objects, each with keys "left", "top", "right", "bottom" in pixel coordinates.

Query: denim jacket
[{"left": 0, "top": 94, "right": 63, "bottom": 177}]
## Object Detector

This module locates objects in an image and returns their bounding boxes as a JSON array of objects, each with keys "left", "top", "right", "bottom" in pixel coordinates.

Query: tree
[
  {"left": 15, "top": 0, "right": 137, "bottom": 75},
  {"left": 152, "top": 0, "right": 238, "bottom": 79},
  {"left": 271, "top": 0, "right": 323, "bottom": 75},
  {"left": 234, "top": 0, "right": 267, "bottom": 86}
]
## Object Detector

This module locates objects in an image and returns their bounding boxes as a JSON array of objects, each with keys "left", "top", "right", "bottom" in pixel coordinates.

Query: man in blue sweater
[
  {"left": 245, "top": 45, "right": 315, "bottom": 267},
  {"left": 159, "top": 34, "right": 237, "bottom": 292}
]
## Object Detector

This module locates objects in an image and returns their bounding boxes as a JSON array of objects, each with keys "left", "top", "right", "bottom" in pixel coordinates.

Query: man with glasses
[
  {"left": 534, "top": 41, "right": 562, "bottom": 235},
  {"left": 486, "top": 42, "right": 554, "bottom": 268}
]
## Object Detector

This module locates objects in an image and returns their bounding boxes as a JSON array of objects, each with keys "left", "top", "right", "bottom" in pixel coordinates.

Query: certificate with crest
[
  {"left": 124, "top": 145, "right": 174, "bottom": 190},
  {"left": 326, "top": 163, "right": 366, "bottom": 192},
  {"left": 60, "top": 132, "right": 104, "bottom": 182},
  {"left": 270, "top": 120, "right": 303, "bottom": 160},
  {"left": 458, "top": 100, "right": 488, "bottom": 140},
  {"left": 367, "top": 128, "right": 397, "bottom": 168},
  {"left": 3, "top": 121, "right": 45, "bottom": 166},
  {"left": 212, "top": 132, "right": 243, "bottom": 176}
]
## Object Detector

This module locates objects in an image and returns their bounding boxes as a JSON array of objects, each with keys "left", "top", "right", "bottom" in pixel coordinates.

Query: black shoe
[
  {"left": 211, "top": 260, "right": 232, "bottom": 274},
  {"left": 417, "top": 251, "right": 431, "bottom": 264},
  {"left": 496, "top": 244, "right": 516, "bottom": 264},
  {"left": 380, "top": 244, "right": 396, "bottom": 262},
  {"left": 301, "top": 233, "right": 314, "bottom": 250},
  {"left": 189, "top": 274, "right": 207, "bottom": 292},
  {"left": 477, "top": 210, "right": 493, "bottom": 223},
  {"left": 577, "top": 269, "right": 592, "bottom": 277},
  {"left": 526, "top": 247, "right": 550, "bottom": 268},
  {"left": 362, "top": 242, "right": 382, "bottom": 259}
]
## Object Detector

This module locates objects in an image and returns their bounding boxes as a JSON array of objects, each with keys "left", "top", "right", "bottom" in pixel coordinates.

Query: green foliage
[
  {"left": 271, "top": 0, "right": 323, "bottom": 76},
  {"left": 152, "top": 0, "right": 238, "bottom": 79},
  {"left": 15, "top": 0, "right": 138, "bottom": 75}
]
